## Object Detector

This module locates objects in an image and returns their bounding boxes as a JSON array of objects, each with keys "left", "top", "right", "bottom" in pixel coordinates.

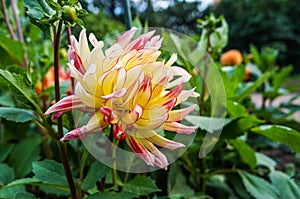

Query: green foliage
[
  {"left": 252, "top": 125, "right": 300, "bottom": 153},
  {"left": 32, "top": 160, "right": 69, "bottom": 187},
  {"left": 0, "top": 35, "right": 24, "bottom": 67},
  {"left": 0, "top": 108, "right": 38, "bottom": 123},
  {"left": 239, "top": 171, "right": 279, "bottom": 199},
  {"left": 0, "top": 2, "right": 299, "bottom": 198},
  {"left": 81, "top": 161, "right": 110, "bottom": 191},
  {"left": 231, "top": 139, "right": 257, "bottom": 169},
  {"left": 8, "top": 136, "right": 41, "bottom": 178},
  {"left": 123, "top": 176, "right": 161, "bottom": 196},
  {"left": 0, "top": 69, "right": 40, "bottom": 112}
]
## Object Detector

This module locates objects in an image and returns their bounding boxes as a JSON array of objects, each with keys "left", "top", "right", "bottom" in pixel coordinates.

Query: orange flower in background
[
  {"left": 36, "top": 67, "right": 72, "bottom": 95},
  {"left": 220, "top": 49, "right": 243, "bottom": 66},
  {"left": 45, "top": 28, "right": 199, "bottom": 169}
]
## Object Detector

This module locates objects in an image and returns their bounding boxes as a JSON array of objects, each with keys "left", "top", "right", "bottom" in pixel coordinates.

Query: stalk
[
  {"left": 10, "top": 0, "right": 28, "bottom": 67},
  {"left": 53, "top": 20, "right": 77, "bottom": 199},
  {"left": 1, "top": 0, "right": 17, "bottom": 40}
]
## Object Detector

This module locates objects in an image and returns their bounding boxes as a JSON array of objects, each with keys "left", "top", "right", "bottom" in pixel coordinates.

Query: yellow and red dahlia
[{"left": 45, "top": 27, "right": 199, "bottom": 169}]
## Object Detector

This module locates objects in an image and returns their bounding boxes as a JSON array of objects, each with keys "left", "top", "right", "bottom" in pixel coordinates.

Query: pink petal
[
  {"left": 167, "top": 104, "right": 197, "bottom": 122},
  {"left": 117, "top": 27, "right": 137, "bottom": 47},
  {"left": 143, "top": 130, "right": 185, "bottom": 150},
  {"left": 44, "top": 95, "right": 85, "bottom": 116},
  {"left": 126, "top": 136, "right": 155, "bottom": 166},
  {"left": 126, "top": 30, "right": 156, "bottom": 51},
  {"left": 163, "top": 122, "right": 197, "bottom": 134}
]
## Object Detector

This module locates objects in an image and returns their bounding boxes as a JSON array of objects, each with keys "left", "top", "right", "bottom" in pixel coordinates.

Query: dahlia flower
[{"left": 45, "top": 27, "right": 199, "bottom": 169}]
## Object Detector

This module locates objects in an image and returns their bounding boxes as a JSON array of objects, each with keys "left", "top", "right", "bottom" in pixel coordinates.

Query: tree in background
[{"left": 210, "top": 0, "right": 300, "bottom": 71}]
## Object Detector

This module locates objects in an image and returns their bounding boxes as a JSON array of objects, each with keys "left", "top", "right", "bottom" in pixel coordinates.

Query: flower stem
[
  {"left": 112, "top": 139, "right": 119, "bottom": 187},
  {"left": 1, "top": 0, "right": 17, "bottom": 40},
  {"left": 123, "top": 0, "right": 132, "bottom": 30},
  {"left": 10, "top": 0, "right": 28, "bottom": 67},
  {"left": 53, "top": 20, "right": 77, "bottom": 199}
]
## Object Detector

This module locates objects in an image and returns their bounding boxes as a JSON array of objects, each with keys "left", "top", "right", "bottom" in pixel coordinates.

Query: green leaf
[
  {"left": 8, "top": 136, "right": 41, "bottom": 178},
  {"left": 221, "top": 116, "right": 263, "bottom": 139},
  {"left": 123, "top": 176, "right": 161, "bottom": 196},
  {"left": 84, "top": 192, "right": 137, "bottom": 199},
  {"left": 4, "top": 177, "right": 69, "bottom": 196},
  {"left": 0, "top": 35, "right": 24, "bottom": 67},
  {"left": 0, "top": 107, "right": 38, "bottom": 123},
  {"left": 0, "top": 69, "right": 40, "bottom": 112},
  {"left": 168, "top": 164, "right": 194, "bottom": 198},
  {"left": 269, "top": 171, "right": 300, "bottom": 199},
  {"left": 231, "top": 139, "right": 257, "bottom": 169},
  {"left": 256, "top": 152, "right": 276, "bottom": 172},
  {"left": 32, "top": 159, "right": 68, "bottom": 186},
  {"left": 239, "top": 171, "right": 279, "bottom": 199},
  {"left": 0, "top": 93, "right": 15, "bottom": 107},
  {"left": 13, "top": 192, "right": 35, "bottom": 199},
  {"left": 0, "top": 185, "right": 26, "bottom": 199},
  {"left": 251, "top": 125, "right": 300, "bottom": 153},
  {"left": 237, "top": 72, "right": 271, "bottom": 102},
  {"left": 24, "top": 0, "right": 55, "bottom": 20},
  {"left": 185, "top": 115, "right": 227, "bottom": 133},
  {"left": 81, "top": 161, "right": 110, "bottom": 191},
  {"left": 0, "top": 164, "right": 14, "bottom": 186},
  {"left": 0, "top": 144, "right": 15, "bottom": 162},
  {"left": 226, "top": 100, "right": 248, "bottom": 119},
  {"left": 272, "top": 66, "right": 293, "bottom": 91},
  {"left": 6, "top": 178, "right": 40, "bottom": 187}
]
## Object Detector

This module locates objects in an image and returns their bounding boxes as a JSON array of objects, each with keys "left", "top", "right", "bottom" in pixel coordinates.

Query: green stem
[
  {"left": 53, "top": 20, "right": 78, "bottom": 199},
  {"left": 112, "top": 139, "right": 119, "bottom": 187},
  {"left": 123, "top": 0, "right": 132, "bottom": 30}
]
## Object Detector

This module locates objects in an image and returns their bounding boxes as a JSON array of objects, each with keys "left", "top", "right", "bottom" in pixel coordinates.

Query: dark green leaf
[
  {"left": 32, "top": 159, "right": 68, "bottom": 186},
  {"left": 0, "top": 69, "right": 40, "bottom": 112},
  {"left": 0, "top": 185, "right": 26, "bottom": 199},
  {"left": 8, "top": 136, "right": 41, "bottom": 178},
  {"left": 221, "top": 116, "right": 263, "bottom": 139},
  {"left": 231, "top": 139, "right": 257, "bottom": 169},
  {"left": 24, "top": 0, "right": 55, "bottom": 20},
  {"left": 251, "top": 125, "right": 300, "bottom": 153},
  {"left": 168, "top": 164, "right": 194, "bottom": 198},
  {"left": 239, "top": 171, "right": 279, "bottom": 199},
  {"left": 0, "top": 35, "right": 24, "bottom": 67},
  {"left": 0, "top": 164, "right": 14, "bottom": 186},
  {"left": 14, "top": 192, "right": 35, "bottom": 199},
  {"left": 6, "top": 178, "right": 40, "bottom": 187},
  {"left": 123, "top": 176, "right": 161, "bottom": 196},
  {"left": 0, "top": 107, "right": 38, "bottom": 123},
  {"left": 0, "top": 144, "right": 15, "bottom": 162},
  {"left": 84, "top": 192, "right": 137, "bottom": 199},
  {"left": 270, "top": 171, "right": 300, "bottom": 199},
  {"left": 81, "top": 161, "right": 110, "bottom": 191}
]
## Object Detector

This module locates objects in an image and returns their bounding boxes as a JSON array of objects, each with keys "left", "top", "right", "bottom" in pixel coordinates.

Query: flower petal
[
  {"left": 45, "top": 95, "right": 85, "bottom": 115},
  {"left": 117, "top": 27, "right": 137, "bottom": 48},
  {"left": 167, "top": 104, "right": 197, "bottom": 122},
  {"left": 163, "top": 122, "right": 197, "bottom": 134}
]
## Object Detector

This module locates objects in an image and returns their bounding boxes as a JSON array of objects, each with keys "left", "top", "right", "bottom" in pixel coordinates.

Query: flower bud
[{"left": 61, "top": 5, "right": 77, "bottom": 24}]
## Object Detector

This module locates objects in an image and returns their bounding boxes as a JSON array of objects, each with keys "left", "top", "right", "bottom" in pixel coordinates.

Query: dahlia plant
[{"left": 45, "top": 27, "right": 199, "bottom": 169}]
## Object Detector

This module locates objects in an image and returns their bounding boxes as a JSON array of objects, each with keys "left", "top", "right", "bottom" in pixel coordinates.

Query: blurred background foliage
[{"left": 80, "top": 0, "right": 300, "bottom": 72}]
